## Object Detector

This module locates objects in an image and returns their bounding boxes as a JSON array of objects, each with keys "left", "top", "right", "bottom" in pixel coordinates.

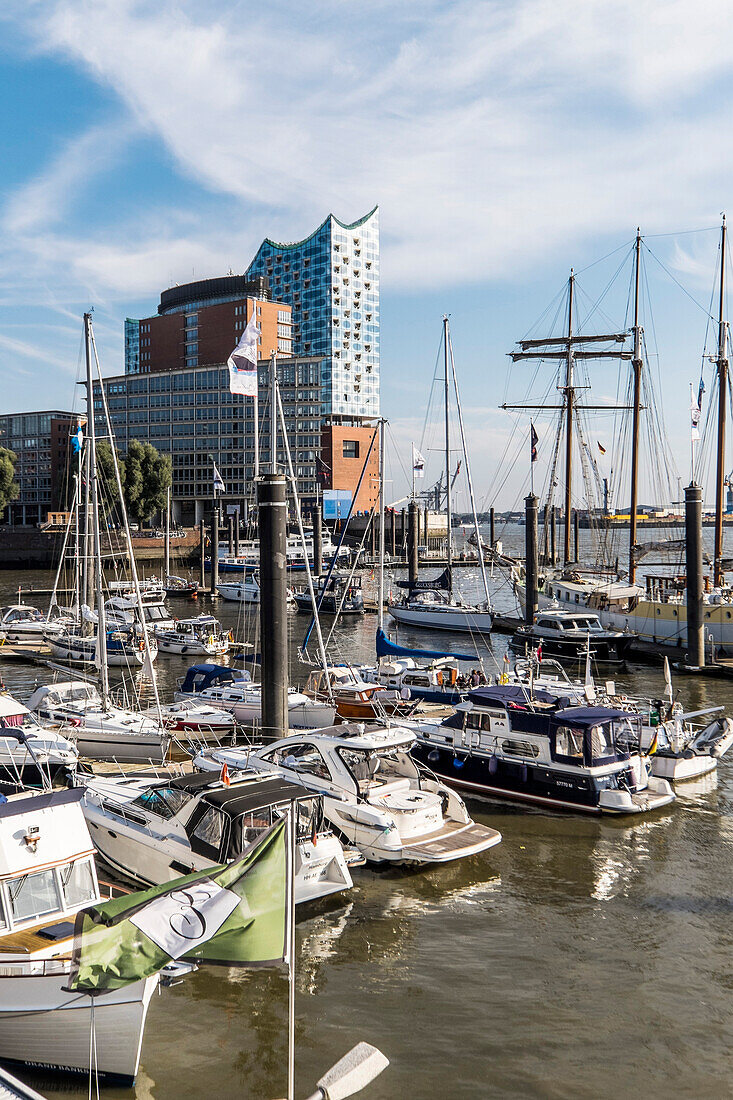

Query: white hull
[
  {"left": 0, "top": 970, "right": 157, "bottom": 1084},
  {"left": 389, "top": 604, "right": 493, "bottom": 633},
  {"left": 47, "top": 636, "right": 151, "bottom": 668},
  {"left": 155, "top": 637, "right": 229, "bottom": 657},
  {"left": 217, "top": 583, "right": 259, "bottom": 604},
  {"left": 70, "top": 725, "right": 169, "bottom": 764}
]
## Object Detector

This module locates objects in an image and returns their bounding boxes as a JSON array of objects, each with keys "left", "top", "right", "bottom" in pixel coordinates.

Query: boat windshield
[{"left": 131, "top": 786, "right": 192, "bottom": 819}]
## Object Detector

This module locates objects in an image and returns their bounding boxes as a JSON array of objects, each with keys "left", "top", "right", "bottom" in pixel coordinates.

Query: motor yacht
[
  {"left": 175, "top": 664, "right": 336, "bottom": 729},
  {"left": 26, "top": 682, "right": 170, "bottom": 764},
  {"left": 46, "top": 626, "right": 158, "bottom": 668},
  {"left": 0, "top": 780, "right": 158, "bottom": 1084},
  {"left": 0, "top": 603, "right": 70, "bottom": 644},
  {"left": 141, "top": 699, "right": 237, "bottom": 738},
  {"left": 217, "top": 570, "right": 294, "bottom": 605},
  {"left": 293, "top": 573, "right": 364, "bottom": 616},
  {"left": 153, "top": 614, "right": 230, "bottom": 657},
  {"left": 0, "top": 692, "right": 78, "bottom": 790},
  {"left": 198, "top": 725, "right": 502, "bottom": 865},
  {"left": 304, "top": 667, "right": 417, "bottom": 720},
  {"left": 510, "top": 610, "right": 633, "bottom": 663},
  {"left": 407, "top": 684, "right": 675, "bottom": 815},
  {"left": 81, "top": 770, "right": 353, "bottom": 905}
]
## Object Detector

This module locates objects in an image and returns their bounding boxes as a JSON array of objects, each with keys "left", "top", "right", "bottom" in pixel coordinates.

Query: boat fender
[
  {"left": 681, "top": 748, "right": 694, "bottom": 759},
  {"left": 520, "top": 763, "right": 528, "bottom": 783},
  {"left": 182, "top": 646, "right": 188, "bottom": 654},
  {"left": 427, "top": 750, "right": 440, "bottom": 763},
  {"left": 488, "top": 756, "right": 498, "bottom": 775},
  {"left": 452, "top": 755, "right": 465, "bottom": 769}
]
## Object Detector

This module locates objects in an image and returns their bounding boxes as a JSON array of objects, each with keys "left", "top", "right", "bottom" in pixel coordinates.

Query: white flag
[
  {"left": 228, "top": 311, "right": 260, "bottom": 397},
  {"left": 690, "top": 383, "right": 701, "bottom": 442},
  {"left": 213, "top": 463, "right": 226, "bottom": 494},
  {"left": 412, "top": 443, "right": 425, "bottom": 478}
]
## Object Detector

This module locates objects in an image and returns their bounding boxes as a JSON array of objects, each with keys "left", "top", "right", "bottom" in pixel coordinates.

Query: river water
[{"left": 4, "top": 525, "right": 733, "bottom": 1099}]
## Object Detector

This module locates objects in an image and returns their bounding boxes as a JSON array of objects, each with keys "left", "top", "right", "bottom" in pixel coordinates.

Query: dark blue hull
[{"left": 411, "top": 741, "right": 602, "bottom": 813}]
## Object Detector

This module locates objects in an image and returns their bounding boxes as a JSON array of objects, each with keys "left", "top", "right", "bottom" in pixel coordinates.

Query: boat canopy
[
  {"left": 468, "top": 685, "right": 570, "bottom": 709},
  {"left": 376, "top": 627, "right": 476, "bottom": 662},
  {"left": 395, "top": 567, "right": 452, "bottom": 594},
  {"left": 179, "top": 664, "right": 248, "bottom": 694}
]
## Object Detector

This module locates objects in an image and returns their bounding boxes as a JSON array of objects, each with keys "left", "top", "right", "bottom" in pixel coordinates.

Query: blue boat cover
[
  {"left": 179, "top": 663, "right": 247, "bottom": 694},
  {"left": 375, "top": 627, "right": 476, "bottom": 662}
]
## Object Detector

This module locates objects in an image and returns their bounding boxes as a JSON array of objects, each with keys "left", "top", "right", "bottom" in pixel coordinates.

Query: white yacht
[
  {"left": 214, "top": 528, "right": 349, "bottom": 573},
  {"left": 26, "top": 682, "right": 170, "bottom": 764},
  {"left": 0, "top": 782, "right": 158, "bottom": 1084},
  {"left": 81, "top": 770, "right": 354, "bottom": 905},
  {"left": 0, "top": 603, "right": 70, "bottom": 643},
  {"left": 153, "top": 614, "right": 230, "bottom": 657},
  {"left": 197, "top": 725, "right": 502, "bottom": 865},
  {"left": 0, "top": 692, "right": 78, "bottom": 790},
  {"left": 217, "top": 570, "right": 294, "bottom": 605},
  {"left": 46, "top": 625, "right": 158, "bottom": 668},
  {"left": 389, "top": 587, "right": 494, "bottom": 633},
  {"left": 175, "top": 664, "right": 337, "bottom": 729}
]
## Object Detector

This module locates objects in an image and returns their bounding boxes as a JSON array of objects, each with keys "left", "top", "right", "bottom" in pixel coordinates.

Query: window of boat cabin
[
  {"left": 191, "top": 805, "right": 226, "bottom": 855},
  {"left": 269, "top": 743, "right": 331, "bottom": 781},
  {"left": 501, "top": 739, "right": 540, "bottom": 758},
  {"left": 7, "top": 868, "right": 62, "bottom": 923},
  {"left": 131, "top": 787, "right": 191, "bottom": 818},
  {"left": 467, "top": 710, "right": 505, "bottom": 731},
  {"left": 60, "top": 858, "right": 97, "bottom": 907},
  {"left": 554, "top": 726, "right": 585, "bottom": 763}
]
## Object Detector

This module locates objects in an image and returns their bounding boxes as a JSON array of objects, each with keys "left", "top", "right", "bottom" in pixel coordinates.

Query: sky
[{"left": 2, "top": 0, "right": 733, "bottom": 511}]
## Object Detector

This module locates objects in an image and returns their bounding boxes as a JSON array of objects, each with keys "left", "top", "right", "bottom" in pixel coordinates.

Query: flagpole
[{"left": 287, "top": 804, "right": 296, "bottom": 1100}]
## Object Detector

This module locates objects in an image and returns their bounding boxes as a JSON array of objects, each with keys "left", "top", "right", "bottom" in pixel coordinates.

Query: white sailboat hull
[
  {"left": 389, "top": 604, "right": 493, "bottom": 633},
  {"left": 0, "top": 970, "right": 158, "bottom": 1084}
]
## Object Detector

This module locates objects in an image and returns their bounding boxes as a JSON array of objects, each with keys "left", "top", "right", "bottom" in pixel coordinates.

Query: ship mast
[
  {"left": 563, "top": 272, "right": 575, "bottom": 562},
  {"left": 443, "top": 315, "right": 453, "bottom": 583},
  {"left": 714, "top": 216, "right": 728, "bottom": 588},
  {"left": 629, "top": 229, "right": 643, "bottom": 584}
]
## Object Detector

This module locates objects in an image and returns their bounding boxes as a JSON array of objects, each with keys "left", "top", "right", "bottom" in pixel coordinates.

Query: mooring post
[{"left": 259, "top": 473, "right": 288, "bottom": 741}]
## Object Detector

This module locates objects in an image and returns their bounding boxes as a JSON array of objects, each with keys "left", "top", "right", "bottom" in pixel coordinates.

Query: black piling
[
  {"left": 228, "top": 514, "right": 235, "bottom": 556},
  {"left": 550, "top": 505, "right": 557, "bottom": 565},
  {"left": 234, "top": 512, "right": 240, "bottom": 557},
  {"left": 685, "top": 482, "right": 704, "bottom": 668},
  {"left": 573, "top": 510, "right": 579, "bottom": 562},
  {"left": 258, "top": 474, "right": 288, "bottom": 741},
  {"left": 525, "top": 493, "right": 538, "bottom": 626},
  {"left": 210, "top": 506, "right": 219, "bottom": 595},
  {"left": 199, "top": 518, "right": 206, "bottom": 590}
]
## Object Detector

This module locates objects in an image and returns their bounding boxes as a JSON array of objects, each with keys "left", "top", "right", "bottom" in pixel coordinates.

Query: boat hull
[
  {"left": 70, "top": 727, "right": 169, "bottom": 764},
  {"left": 0, "top": 971, "right": 158, "bottom": 1084},
  {"left": 389, "top": 605, "right": 493, "bottom": 633}
]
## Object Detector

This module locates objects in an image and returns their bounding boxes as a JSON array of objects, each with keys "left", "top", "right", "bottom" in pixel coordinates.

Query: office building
[
  {"left": 0, "top": 411, "right": 74, "bottom": 525},
  {"left": 125, "top": 275, "right": 291, "bottom": 375},
  {"left": 245, "top": 207, "right": 380, "bottom": 419}
]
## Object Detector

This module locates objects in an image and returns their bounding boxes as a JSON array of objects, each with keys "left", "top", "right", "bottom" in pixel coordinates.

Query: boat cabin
[{"left": 178, "top": 664, "right": 251, "bottom": 696}]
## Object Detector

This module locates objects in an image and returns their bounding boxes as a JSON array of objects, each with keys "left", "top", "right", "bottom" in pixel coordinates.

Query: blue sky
[{"left": 2, "top": 0, "right": 733, "bottom": 510}]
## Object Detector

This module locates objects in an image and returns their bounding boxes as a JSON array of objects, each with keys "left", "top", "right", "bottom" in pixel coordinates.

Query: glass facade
[
  {"left": 95, "top": 360, "right": 323, "bottom": 519},
  {"left": 125, "top": 318, "right": 140, "bottom": 375},
  {"left": 245, "top": 207, "right": 380, "bottom": 419}
]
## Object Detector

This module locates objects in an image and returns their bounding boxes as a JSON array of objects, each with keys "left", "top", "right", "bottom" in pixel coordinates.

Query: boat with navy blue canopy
[{"left": 407, "top": 684, "right": 675, "bottom": 814}]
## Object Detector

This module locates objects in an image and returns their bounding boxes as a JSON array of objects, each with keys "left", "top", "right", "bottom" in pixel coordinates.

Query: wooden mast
[
  {"left": 563, "top": 272, "right": 575, "bottom": 563},
  {"left": 714, "top": 216, "right": 728, "bottom": 587},
  {"left": 629, "top": 229, "right": 643, "bottom": 584}
]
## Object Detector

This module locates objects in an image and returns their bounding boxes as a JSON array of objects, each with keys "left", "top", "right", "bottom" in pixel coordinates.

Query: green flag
[{"left": 68, "top": 816, "right": 289, "bottom": 994}]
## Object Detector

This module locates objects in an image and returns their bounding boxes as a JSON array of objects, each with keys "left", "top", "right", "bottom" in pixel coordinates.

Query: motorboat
[
  {"left": 0, "top": 781, "right": 158, "bottom": 1084},
  {"left": 154, "top": 614, "right": 230, "bottom": 657},
  {"left": 362, "top": 655, "right": 467, "bottom": 705},
  {"left": 201, "top": 725, "right": 502, "bottom": 865},
  {"left": 46, "top": 625, "right": 158, "bottom": 668},
  {"left": 209, "top": 529, "right": 350, "bottom": 572},
  {"left": 407, "top": 684, "right": 675, "bottom": 815},
  {"left": 164, "top": 575, "right": 199, "bottom": 598},
  {"left": 217, "top": 570, "right": 294, "bottom": 605},
  {"left": 81, "top": 770, "right": 353, "bottom": 905},
  {"left": 304, "top": 667, "right": 417, "bottom": 720},
  {"left": 510, "top": 610, "right": 634, "bottom": 663},
  {"left": 175, "top": 664, "right": 337, "bottom": 730},
  {"left": 0, "top": 602, "right": 70, "bottom": 643},
  {"left": 26, "top": 682, "right": 170, "bottom": 764},
  {"left": 0, "top": 692, "right": 78, "bottom": 790},
  {"left": 141, "top": 699, "right": 237, "bottom": 738},
  {"left": 106, "top": 593, "right": 176, "bottom": 632},
  {"left": 294, "top": 573, "right": 364, "bottom": 615}
]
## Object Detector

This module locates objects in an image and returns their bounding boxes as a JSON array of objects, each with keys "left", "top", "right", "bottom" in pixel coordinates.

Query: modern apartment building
[
  {"left": 0, "top": 410, "right": 74, "bottom": 525},
  {"left": 245, "top": 207, "right": 380, "bottom": 419}
]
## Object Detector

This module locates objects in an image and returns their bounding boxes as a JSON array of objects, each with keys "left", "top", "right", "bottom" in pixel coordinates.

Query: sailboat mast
[
  {"left": 629, "top": 229, "right": 643, "bottom": 584},
  {"left": 378, "top": 417, "right": 385, "bottom": 630},
  {"left": 714, "top": 216, "right": 728, "bottom": 587},
  {"left": 443, "top": 316, "right": 453, "bottom": 578},
  {"left": 84, "top": 312, "right": 108, "bottom": 702},
  {"left": 563, "top": 272, "right": 575, "bottom": 563}
]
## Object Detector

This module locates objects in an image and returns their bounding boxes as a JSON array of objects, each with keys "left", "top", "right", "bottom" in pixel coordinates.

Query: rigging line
[
  {"left": 574, "top": 236, "right": 635, "bottom": 276},
  {"left": 418, "top": 334, "right": 445, "bottom": 454},
  {"left": 643, "top": 225, "right": 720, "bottom": 239},
  {"left": 521, "top": 282, "right": 568, "bottom": 343},
  {"left": 643, "top": 241, "right": 716, "bottom": 320},
  {"left": 574, "top": 246, "right": 635, "bottom": 332}
]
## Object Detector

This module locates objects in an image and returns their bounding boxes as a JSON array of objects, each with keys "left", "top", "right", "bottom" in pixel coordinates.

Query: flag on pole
[
  {"left": 698, "top": 373, "right": 706, "bottom": 411},
  {"left": 597, "top": 441, "right": 607, "bottom": 455},
  {"left": 690, "top": 383, "right": 701, "bottom": 442},
  {"left": 213, "top": 463, "right": 226, "bottom": 494},
  {"left": 530, "top": 424, "right": 539, "bottom": 462},
  {"left": 412, "top": 444, "right": 426, "bottom": 479},
  {"left": 227, "top": 311, "right": 260, "bottom": 397},
  {"left": 663, "top": 655, "right": 673, "bottom": 705},
  {"left": 67, "top": 818, "right": 289, "bottom": 994}
]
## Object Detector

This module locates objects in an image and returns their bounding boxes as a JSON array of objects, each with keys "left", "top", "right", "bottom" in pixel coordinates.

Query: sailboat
[
  {"left": 33, "top": 314, "right": 170, "bottom": 763},
  {"left": 510, "top": 224, "right": 733, "bottom": 651},
  {"left": 388, "top": 317, "right": 493, "bottom": 634}
]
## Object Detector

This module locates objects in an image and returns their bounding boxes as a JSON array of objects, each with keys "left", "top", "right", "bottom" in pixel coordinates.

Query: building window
[{"left": 343, "top": 441, "right": 359, "bottom": 459}]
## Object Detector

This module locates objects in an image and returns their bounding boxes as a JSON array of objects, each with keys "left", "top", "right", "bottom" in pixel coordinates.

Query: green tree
[
  {"left": 123, "top": 440, "right": 172, "bottom": 526},
  {"left": 0, "top": 448, "right": 19, "bottom": 519}
]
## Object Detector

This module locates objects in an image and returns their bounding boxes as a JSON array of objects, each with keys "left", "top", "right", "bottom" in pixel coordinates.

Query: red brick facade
[{"left": 320, "top": 423, "right": 380, "bottom": 511}]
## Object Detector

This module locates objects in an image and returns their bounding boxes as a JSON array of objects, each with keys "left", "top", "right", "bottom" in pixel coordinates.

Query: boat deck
[
  {"left": 0, "top": 917, "right": 74, "bottom": 957},
  {"left": 401, "top": 820, "right": 499, "bottom": 860}
]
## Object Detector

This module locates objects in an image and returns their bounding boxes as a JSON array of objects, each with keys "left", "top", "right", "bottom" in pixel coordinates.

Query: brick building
[{"left": 0, "top": 410, "right": 74, "bottom": 525}]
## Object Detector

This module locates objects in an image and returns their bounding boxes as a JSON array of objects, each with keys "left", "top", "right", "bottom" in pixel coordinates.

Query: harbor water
[{"left": 3, "top": 525, "right": 733, "bottom": 1099}]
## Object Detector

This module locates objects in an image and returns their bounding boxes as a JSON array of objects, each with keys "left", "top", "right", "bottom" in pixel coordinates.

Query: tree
[
  {"left": 123, "top": 440, "right": 172, "bottom": 526},
  {"left": 0, "top": 448, "right": 19, "bottom": 519}
]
